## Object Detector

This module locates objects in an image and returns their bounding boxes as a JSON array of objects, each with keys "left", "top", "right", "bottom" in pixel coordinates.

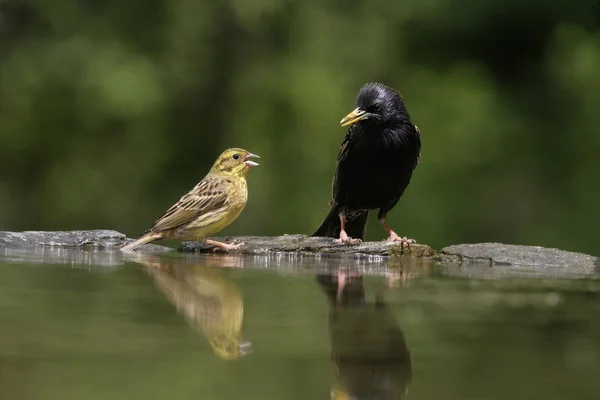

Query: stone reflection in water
[
  {"left": 317, "top": 270, "right": 412, "bottom": 400},
  {"left": 134, "top": 255, "right": 252, "bottom": 360}
]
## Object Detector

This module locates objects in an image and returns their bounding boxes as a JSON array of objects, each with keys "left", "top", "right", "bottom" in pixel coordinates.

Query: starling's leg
[
  {"left": 377, "top": 214, "right": 416, "bottom": 245},
  {"left": 205, "top": 239, "right": 245, "bottom": 251},
  {"left": 333, "top": 214, "right": 363, "bottom": 244}
]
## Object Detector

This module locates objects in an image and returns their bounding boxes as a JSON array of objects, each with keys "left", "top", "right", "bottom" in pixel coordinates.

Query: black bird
[{"left": 312, "top": 82, "right": 421, "bottom": 244}]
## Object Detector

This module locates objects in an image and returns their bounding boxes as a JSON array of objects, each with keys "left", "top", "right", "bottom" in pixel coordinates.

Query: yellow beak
[{"left": 340, "top": 107, "right": 369, "bottom": 127}]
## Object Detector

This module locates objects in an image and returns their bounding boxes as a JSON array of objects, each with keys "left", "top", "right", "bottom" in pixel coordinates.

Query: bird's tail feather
[
  {"left": 120, "top": 232, "right": 163, "bottom": 252},
  {"left": 311, "top": 204, "right": 368, "bottom": 241}
]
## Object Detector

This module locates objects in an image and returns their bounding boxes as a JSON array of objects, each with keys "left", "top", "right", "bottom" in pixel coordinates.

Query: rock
[
  {"left": 180, "top": 234, "right": 438, "bottom": 259},
  {"left": 0, "top": 230, "right": 438, "bottom": 263},
  {"left": 388, "top": 242, "right": 438, "bottom": 259},
  {"left": 1, "top": 230, "right": 597, "bottom": 269},
  {"left": 0, "top": 229, "right": 171, "bottom": 252},
  {"left": 440, "top": 243, "right": 600, "bottom": 268},
  {"left": 0, "top": 229, "right": 124, "bottom": 248}
]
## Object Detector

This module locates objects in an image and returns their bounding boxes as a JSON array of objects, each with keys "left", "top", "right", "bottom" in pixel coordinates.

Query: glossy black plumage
[{"left": 312, "top": 82, "right": 421, "bottom": 243}]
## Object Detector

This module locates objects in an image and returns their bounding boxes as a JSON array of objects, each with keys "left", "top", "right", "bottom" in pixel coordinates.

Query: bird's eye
[{"left": 232, "top": 154, "right": 239, "bottom": 160}]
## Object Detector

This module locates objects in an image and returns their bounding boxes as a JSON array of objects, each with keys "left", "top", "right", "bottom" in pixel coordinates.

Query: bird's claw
[
  {"left": 208, "top": 240, "right": 245, "bottom": 252},
  {"left": 223, "top": 241, "right": 245, "bottom": 250},
  {"left": 386, "top": 233, "right": 416, "bottom": 245},
  {"left": 333, "top": 231, "right": 362, "bottom": 245}
]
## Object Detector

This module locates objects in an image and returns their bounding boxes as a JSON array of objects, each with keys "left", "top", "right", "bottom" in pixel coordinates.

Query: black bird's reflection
[
  {"left": 317, "top": 271, "right": 412, "bottom": 400},
  {"left": 135, "top": 255, "right": 252, "bottom": 360}
]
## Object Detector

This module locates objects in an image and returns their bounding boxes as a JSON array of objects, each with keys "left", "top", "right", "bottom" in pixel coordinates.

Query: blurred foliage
[{"left": 0, "top": 0, "right": 599, "bottom": 254}]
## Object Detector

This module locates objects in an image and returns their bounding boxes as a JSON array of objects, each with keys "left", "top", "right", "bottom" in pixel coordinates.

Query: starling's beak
[
  {"left": 239, "top": 341, "right": 253, "bottom": 356},
  {"left": 243, "top": 153, "right": 260, "bottom": 167},
  {"left": 340, "top": 107, "right": 369, "bottom": 127}
]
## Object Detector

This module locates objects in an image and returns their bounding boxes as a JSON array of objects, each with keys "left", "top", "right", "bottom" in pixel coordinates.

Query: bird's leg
[
  {"left": 205, "top": 239, "right": 245, "bottom": 251},
  {"left": 333, "top": 214, "right": 362, "bottom": 244},
  {"left": 378, "top": 217, "right": 416, "bottom": 245}
]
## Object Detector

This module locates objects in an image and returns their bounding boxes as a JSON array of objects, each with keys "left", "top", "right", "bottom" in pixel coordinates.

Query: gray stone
[
  {"left": 179, "top": 234, "right": 437, "bottom": 259},
  {"left": 440, "top": 243, "right": 600, "bottom": 268},
  {"left": 0, "top": 229, "right": 171, "bottom": 252},
  {"left": 0, "top": 230, "right": 437, "bottom": 259},
  {"left": 1, "top": 230, "right": 597, "bottom": 270}
]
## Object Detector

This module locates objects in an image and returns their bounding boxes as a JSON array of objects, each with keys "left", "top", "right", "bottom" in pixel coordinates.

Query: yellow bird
[{"left": 121, "top": 148, "right": 259, "bottom": 252}]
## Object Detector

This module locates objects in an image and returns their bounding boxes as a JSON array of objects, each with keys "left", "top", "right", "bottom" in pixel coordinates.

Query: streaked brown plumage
[{"left": 120, "top": 148, "right": 259, "bottom": 252}]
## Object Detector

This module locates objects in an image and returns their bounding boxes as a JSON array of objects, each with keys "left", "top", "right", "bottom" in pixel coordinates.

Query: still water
[{"left": 0, "top": 248, "right": 599, "bottom": 400}]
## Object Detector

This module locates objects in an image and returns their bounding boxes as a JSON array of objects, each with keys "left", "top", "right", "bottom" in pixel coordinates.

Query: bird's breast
[
  {"left": 228, "top": 178, "right": 248, "bottom": 212},
  {"left": 218, "top": 178, "right": 248, "bottom": 227},
  {"left": 335, "top": 129, "right": 418, "bottom": 208},
  {"left": 180, "top": 178, "right": 248, "bottom": 239}
]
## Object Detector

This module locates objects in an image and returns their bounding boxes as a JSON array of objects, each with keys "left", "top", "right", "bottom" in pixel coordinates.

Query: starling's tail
[
  {"left": 311, "top": 204, "right": 368, "bottom": 241},
  {"left": 120, "top": 232, "right": 163, "bottom": 252}
]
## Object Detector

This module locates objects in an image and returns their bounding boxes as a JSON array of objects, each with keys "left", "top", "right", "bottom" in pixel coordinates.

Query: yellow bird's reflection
[
  {"left": 317, "top": 270, "right": 412, "bottom": 400},
  {"left": 134, "top": 254, "right": 251, "bottom": 360}
]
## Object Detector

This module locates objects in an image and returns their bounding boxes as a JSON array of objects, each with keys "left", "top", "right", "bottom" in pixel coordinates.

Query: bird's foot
[
  {"left": 205, "top": 239, "right": 245, "bottom": 252},
  {"left": 333, "top": 230, "right": 362, "bottom": 245},
  {"left": 212, "top": 242, "right": 245, "bottom": 251},
  {"left": 386, "top": 232, "right": 416, "bottom": 245}
]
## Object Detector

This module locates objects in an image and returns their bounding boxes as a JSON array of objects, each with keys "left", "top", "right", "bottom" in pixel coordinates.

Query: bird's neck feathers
[
  {"left": 383, "top": 122, "right": 417, "bottom": 148},
  {"left": 210, "top": 164, "right": 249, "bottom": 180},
  {"left": 356, "top": 117, "right": 417, "bottom": 153},
  {"left": 383, "top": 102, "right": 412, "bottom": 126}
]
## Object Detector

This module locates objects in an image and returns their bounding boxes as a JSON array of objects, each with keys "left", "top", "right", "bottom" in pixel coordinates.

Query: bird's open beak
[
  {"left": 239, "top": 341, "right": 253, "bottom": 356},
  {"left": 243, "top": 153, "right": 260, "bottom": 167},
  {"left": 340, "top": 107, "right": 369, "bottom": 127}
]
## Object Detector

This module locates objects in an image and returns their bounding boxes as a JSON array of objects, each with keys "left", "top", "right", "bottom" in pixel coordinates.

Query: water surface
[{"left": 0, "top": 248, "right": 599, "bottom": 400}]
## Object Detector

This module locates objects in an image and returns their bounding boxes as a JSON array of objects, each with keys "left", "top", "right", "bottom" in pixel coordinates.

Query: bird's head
[
  {"left": 340, "top": 82, "right": 409, "bottom": 128},
  {"left": 209, "top": 335, "right": 253, "bottom": 360},
  {"left": 210, "top": 148, "right": 260, "bottom": 178}
]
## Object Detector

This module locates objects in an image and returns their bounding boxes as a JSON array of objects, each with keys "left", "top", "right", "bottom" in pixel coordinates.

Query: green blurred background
[{"left": 1, "top": 0, "right": 599, "bottom": 255}]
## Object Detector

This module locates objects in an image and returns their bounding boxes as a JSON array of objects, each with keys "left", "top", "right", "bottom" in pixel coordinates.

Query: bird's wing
[
  {"left": 331, "top": 126, "right": 355, "bottom": 200},
  {"left": 414, "top": 125, "right": 421, "bottom": 168},
  {"left": 149, "top": 176, "right": 229, "bottom": 233}
]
